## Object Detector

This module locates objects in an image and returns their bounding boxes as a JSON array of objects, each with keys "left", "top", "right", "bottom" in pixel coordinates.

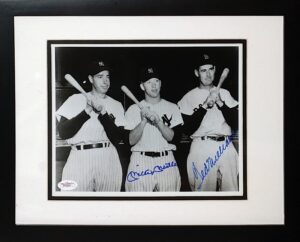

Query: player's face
[
  {"left": 89, "top": 70, "right": 110, "bottom": 94},
  {"left": 142, "top": 78, "right": 161, "bottom": 98},
  {"left": 198, "top": 64, "right": 215, "bottom": 86}
]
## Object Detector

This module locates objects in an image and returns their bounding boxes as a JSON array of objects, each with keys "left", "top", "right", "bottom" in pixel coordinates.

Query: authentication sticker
[{"left": 58, "top": 180, "right": 78, "bottom": 191}]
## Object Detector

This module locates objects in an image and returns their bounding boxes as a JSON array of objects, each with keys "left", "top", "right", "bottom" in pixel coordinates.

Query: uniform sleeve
[
  {"left": 112, "top": 102, "right": 126, "bottom": 127},
  {"left": 56, "top": 95, "right": 85, "bottom": 121},
  {"left": 57, "top": 111, "right": 90, "bottom": 140},
  {"left": 180, "top": 106, "right": 207, "bottom": 136},
  {"left": 97, "top": 100, "right": 126, "bottom": 146},
  {"left": 98, "top": 113, "right": 125, "bottom": 146},
  {"left": 177, "top": 91, "right": 208, "bottom": 136},
  {"left": 124, "top": 105, "right": 141, "bottom": 130},
  {"left": 220, "top": 89, "right": 238, "bottom": 108},
  {"left": 218, "top": 89, "right": 239, "bottom": 131},
  {"left": 170, "top": 104, "right": 183, "bottom": 128},
  {"left": 177, "top": 93, "right": 194, "bottom": 115},
  {"left": 218, "top": 104, "right": 239, "bottom": 131}
]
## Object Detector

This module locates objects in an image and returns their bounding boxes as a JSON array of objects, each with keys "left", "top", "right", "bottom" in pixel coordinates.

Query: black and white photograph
[
  {"left": 49, "top": 41, "right": 246, "bottom": 199},
  {"left": 0, "top": 0, "right": 293, "bottom": 235},
  {"left": 14, "top": 16, "right": 284, "bottom": 225}
]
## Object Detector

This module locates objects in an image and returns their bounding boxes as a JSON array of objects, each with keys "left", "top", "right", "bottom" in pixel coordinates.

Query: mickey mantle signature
[{"left": 127, "top": 161, "right": 177, "bottom": 182}]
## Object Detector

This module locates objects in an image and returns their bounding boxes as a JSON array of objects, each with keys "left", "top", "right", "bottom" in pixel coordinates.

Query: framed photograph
[
  {"left": 49, "top": 40, "right": 246, "bottom": 199},
  {"left": 15, "top": 16, "right": 283, "bottom": 225}
]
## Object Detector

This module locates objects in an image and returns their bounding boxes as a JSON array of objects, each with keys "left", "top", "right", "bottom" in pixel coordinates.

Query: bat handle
[
  {"left": 149, "top": 116, "right": 155, "bottom": 122},
  {"left": 139, "top": 105, "right": 155, "bottom": 122}
]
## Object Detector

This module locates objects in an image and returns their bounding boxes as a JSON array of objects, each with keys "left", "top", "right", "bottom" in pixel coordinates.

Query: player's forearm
[
  {"left": 181, "top": 107, "right": 207, "bottom": 136},
  {"left": 57, "top": 110, "right": 90, "bottom": 139},
  {"left": 218, "top": 104, "right": 239, "bottom": 131},
  {"left": 156, "top": 120, "right": 174, "bottom": 141},
  {"left": 129, "top": 119, "right": 147, "bottom": 146},
  {"left": 98, "top": 113, "right": 124, "bottom": 146},
  {"left": 172, "top": 125, "right": 183, "bottom": 144}
]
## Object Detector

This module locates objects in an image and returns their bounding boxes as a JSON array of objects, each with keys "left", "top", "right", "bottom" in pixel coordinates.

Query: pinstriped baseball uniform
[
  {"left": 178, "top": 87, "right": 239, "bottom": 191},
  {"left": 124, "top": 99, "right": 183, "bottom": 192},
  {"left": 56, "top": 93, "right": 125, "bottom": 191}
]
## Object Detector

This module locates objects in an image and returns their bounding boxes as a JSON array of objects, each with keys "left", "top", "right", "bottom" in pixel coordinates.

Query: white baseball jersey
[
  {"left": 178, "top": 87, "right": 238, "bottom": 138},
  {"left": 178, "top": 87, "right": 239, "bottom": 191},
  {"left": 56, "top": 93, "right": 126, "bottom": 145},
  {"left": 56, "top": 93, "right": 125, "bottom": 192},
  {"left": 124, "top": 98, "right": 183, "bottom": 192},
  {"left": 125, "top": 99, "right": 183, "bottom": 152}
]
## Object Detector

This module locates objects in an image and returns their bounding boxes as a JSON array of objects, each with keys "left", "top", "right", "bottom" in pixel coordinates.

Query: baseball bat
[
  {"left": 206, "top": 68, "right": 229, "bottom": 107},
  {"left": 121, "top": 85, "right": 154, "bottom": 121},
  {"left": 64, "top": 74, "right": 88, "bottom": 98},
  {"left": 121, "top": 85, "right": 143, "bottom": 109},
  {"left": 216, "top": 68, "right": 229, "bottom": 90}
]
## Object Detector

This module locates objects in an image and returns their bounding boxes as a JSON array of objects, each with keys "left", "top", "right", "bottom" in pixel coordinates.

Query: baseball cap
[
  {"left": 140, "top": 66, "right": 160, "bottom": 83},
  {"left": 198, "top": 54, "right": 216, "bottom": 67},
  {"left": 87, "top": 60, "right": 110, "bottom": 76}
]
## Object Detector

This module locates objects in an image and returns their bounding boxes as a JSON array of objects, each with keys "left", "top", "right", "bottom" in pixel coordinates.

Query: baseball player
[
  {"left": 178, "top": 54, "right": 239, "bottom": 191},
  {"left": 124, "top": 66, "right": 183, "bottom": 192},
  {"left": 56, "top": 61, "right": 125, "bottom": 192}
]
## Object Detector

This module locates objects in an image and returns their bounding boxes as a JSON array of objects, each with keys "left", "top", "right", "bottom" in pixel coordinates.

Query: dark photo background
[
  {"left": 53, "top": 42, "right": 242, "bottom": 193},
  {"left": 55, "top": 44, "right": 240, "bottom": 109}
]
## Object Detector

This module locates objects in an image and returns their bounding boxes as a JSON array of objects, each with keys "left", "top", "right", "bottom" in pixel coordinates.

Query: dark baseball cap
[
  {"left": 87, "top": 60, "right": 110, "bottom": 76},
  {"left": 198, "top": 54, "right": 216, "bottom": 67},
  {"left": 140, "top": 66, "right": 160, "bottom": 83}
]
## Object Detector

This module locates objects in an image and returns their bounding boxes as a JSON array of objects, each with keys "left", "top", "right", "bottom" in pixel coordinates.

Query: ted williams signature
[{"left": 192, "top": 134, "right": 234, "bottom": 190}]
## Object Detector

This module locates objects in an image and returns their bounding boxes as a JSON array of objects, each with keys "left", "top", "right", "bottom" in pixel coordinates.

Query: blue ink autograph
[
  {"left": 192, "top": 134, "right": 234, "bottom": 190},
  {"left": 127, "top": 161, "right": 177, "bottom": 182}
]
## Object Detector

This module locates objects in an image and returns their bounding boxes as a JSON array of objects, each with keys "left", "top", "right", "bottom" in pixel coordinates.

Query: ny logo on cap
[
  {"left": 203, "top": 54, "right": 210, "bottom": 60},
  {"left": 99, "top": 61, "right": 105, "bottom": 67},
  {"left": 147, "top": 68, "right": 154, "bottom": 73}
]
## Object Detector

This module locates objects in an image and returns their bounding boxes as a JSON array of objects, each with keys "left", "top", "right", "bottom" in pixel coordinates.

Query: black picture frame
[{"left": 1, "top": 0, "right": 296, "bottom": 241}]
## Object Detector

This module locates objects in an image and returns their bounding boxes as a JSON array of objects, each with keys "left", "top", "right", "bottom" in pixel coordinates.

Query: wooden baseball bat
[
  {"left": 216, "top": 68, "right": 229, "bottom": 90},
  {"left": 206, "top": 68, "right": 229, "bottom": 107},
  {"left": 121, "top": 85, "right": 154, "bottom": 121},
  {"left": 64, "top": 74, "right": 88, "bottom": 98},
  {"left": 121, "top": 85, "right": 143, "bottom": 109}
]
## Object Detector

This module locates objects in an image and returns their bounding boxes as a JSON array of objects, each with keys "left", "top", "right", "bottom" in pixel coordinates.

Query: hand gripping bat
[
  {"left": 207, "top": 68, "right": 230, "bottom": 107},
  {"left": 64, "top": 74, "right": 108, "bottom": 113},
  {"left": 64, "top": 74, "right": 88, "bottom": 98},
  {"left": 121, "top": 85, "right": 155, "bottom": 122}
]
